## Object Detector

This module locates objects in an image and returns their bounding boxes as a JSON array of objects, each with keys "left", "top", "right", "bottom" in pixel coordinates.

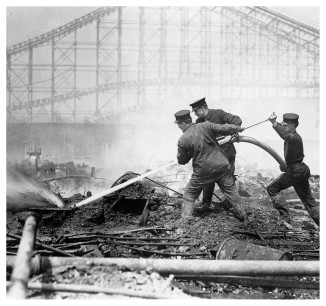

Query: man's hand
[
  {"left": 268, "top": 112, "right": 277, "bottom": 124},
  {"left": 236, "top": 126, "right": 245, "bottom": 133}
]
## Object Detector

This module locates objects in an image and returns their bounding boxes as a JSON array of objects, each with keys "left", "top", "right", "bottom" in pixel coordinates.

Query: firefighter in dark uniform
[
  {"left": 190, "top": 97, "right": 242, "bottom": 211},
  {"left": 267, "top": 113, "right": 319, "bottom": 226},
  {"left": 174, "top": 109, "right": 245, "bottom": 221}
]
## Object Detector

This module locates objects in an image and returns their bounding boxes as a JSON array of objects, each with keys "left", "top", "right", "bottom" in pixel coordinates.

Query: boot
[
  {"left": 181, "top": 200, "right": 195, "bottom": 218},
  {"left": 195, "top": 195, "right": 214, "bottom": 213},
  {"left": 214, "top": 197, "right": 231, "bottom": 211},
  {"left": 195, "top": 202, "right": 214, "bottom": 213},
  {"left": 271, "top": 197, "right": 292, "bottom": 224},
  {"left": 195, "top": 203, "right": 207, "bottom": 213},
  {"left": 308, "top": 206, "right": 319, "bottom": 226},
  {"left": 221, "top": 198, "right": 232, "bottom": 211},
  {"left": 229, "top": 203, "right": 246, "bottom": 222},
  {"left": 277, "top": 205, "right": 292, "bottom": 224}
]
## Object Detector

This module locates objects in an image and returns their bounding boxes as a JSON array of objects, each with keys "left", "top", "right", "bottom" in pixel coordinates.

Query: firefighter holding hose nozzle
[
  {"left": 190, "top": 97, "right": 242, "bottom": 212},
  {"left": 174, "top": 109, "right": 246, "bottom": 222},
  {"left": 267, "top": 112, "right": 319, "bottom": 227}
]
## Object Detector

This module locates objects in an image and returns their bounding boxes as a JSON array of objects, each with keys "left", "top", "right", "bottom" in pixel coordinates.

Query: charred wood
[{"left": 7, "top": 233, "right": 77, "bottom": 257}]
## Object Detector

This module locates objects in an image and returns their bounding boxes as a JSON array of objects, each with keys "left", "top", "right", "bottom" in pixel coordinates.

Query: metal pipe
[
  {"left": 7, "top": 213, "right": 39, "bottom": 299},
  {"left": 176, "top": 275, "right": 319, "bottom": 290},
  {"left": 7, "top": 233, "right": 77, "bottom": 258},
  {"left": 6, "top": 256, "right": 319, "bottom": 277},
  {"left": 242, "top": 119, "right": 269, "bottom": 130}
]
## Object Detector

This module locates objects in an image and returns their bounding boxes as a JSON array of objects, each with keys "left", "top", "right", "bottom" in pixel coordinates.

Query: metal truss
[
  {"left": 7, "top": 7, "right": 120, "bottom": 56},
  {"left": 7, "top": 6, "right": 319, "bottom": 123},
  {"left": 216, "top": 6, "right": 319, "bottom": 99}
]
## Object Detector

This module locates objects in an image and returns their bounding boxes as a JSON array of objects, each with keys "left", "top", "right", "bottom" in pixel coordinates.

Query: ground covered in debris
[
  {"left": 27, "top": 264, "right": 187, "bottom": 299},
  {"left": 6, "top": 165, "right": 320, "bottom": 299}
]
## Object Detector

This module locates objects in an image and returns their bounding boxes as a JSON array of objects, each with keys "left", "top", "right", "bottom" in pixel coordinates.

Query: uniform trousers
[
  {"left": 184, "top": 164, "right": 240, "bottom": 207},
  {"left": 267, "top": 171, "right": 319, "bottom": 224},
  {"left": 202, "top": 156, "right": 235, "bottom": 206}
]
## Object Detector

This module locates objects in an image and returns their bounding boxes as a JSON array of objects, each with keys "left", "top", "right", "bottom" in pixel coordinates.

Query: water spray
[
  {"left": 76, "top": 161, "right": 178, "bottom": 208},
  {"left": 6, "top": 163, "right": 64, "bottom": 211}
]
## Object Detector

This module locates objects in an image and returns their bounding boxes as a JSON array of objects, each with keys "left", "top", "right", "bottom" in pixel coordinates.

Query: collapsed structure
[
  {"left": 6, "top": 5, "right": 320, "bottom": 300},
  {"left": 6, "top": 155, "right": 320, "bottom": 299}
]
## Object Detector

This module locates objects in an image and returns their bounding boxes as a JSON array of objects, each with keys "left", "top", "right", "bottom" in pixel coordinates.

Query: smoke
[
  {"left": 5, "top": 97, "right": 319, "bottom": 206},
  {"left": 6, "top": 163, "right": 64, "bottom": 211}
]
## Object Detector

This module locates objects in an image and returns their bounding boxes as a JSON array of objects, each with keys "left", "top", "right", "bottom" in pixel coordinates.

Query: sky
[{"left": 5, "top": 5, "right": 320, "bottom": 46}]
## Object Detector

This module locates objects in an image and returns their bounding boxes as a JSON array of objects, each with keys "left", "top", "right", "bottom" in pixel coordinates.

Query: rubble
[
  {"left": 6, "top": 167, "right": 320, "bottom": 299},
  {"left": 26, "top": 264, "right": 189, "bottom": 299}
]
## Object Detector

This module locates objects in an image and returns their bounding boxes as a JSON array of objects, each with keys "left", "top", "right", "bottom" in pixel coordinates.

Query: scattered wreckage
[{"left": 6, "top": 139, "right": 320, "bottom": 299}]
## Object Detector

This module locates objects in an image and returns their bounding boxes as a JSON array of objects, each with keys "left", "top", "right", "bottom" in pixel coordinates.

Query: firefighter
[
  {"left": 190, "top": 97, "right": 242, "bottom": 211},
  {"left": 174, "top": 109, "right": 245, "bottom": 221},
  {"left": 267, "top": 112, "right": 319, "bottom": 227}
]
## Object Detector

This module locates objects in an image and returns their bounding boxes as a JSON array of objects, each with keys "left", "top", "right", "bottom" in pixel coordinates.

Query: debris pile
[
  {"left": 6, "top": 168, "right": 320, "bottom": 299},
  {"left": 27, "top": 264, "right": 188, "bottom": 299}
]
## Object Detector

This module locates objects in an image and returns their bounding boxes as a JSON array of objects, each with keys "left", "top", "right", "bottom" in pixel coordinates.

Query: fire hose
[
  {"left": 228, "top": 116, "right": 286, "bottom": 167},
  {"left": 228, "top": 135, "right": 286, "bottom": 170},
  {"left": 74, "top": 136, "right": 285, "bottom": 208}
]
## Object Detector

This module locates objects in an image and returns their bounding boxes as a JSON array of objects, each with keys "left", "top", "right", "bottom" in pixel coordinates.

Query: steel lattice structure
[{"left": 6, "top": 6, "right": 319, "bottom": 123}]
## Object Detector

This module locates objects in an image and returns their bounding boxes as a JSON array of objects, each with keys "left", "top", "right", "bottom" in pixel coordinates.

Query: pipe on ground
[
  {"left": 7, "top": 213, "right": 39, "bottom": 299},
  {"left": 6, "top": 256, "right": 319, "bottom": 277},
  {"left": 7, "top": 232, "right": 77, "bottom": 258},
  {"left": 176, "top": 275, "right": 319, "bottom": 290}
]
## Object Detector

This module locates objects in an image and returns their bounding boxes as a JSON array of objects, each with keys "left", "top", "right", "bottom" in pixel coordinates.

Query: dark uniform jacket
[
  {"left": 177, "top": 121, "right": 240, "bottom": 177},
  {"left": 196, "top": 109, "right": 242, "bottom": 158},
  {"left": 273, "top": 123, "right": 309, "bottom": 178}
]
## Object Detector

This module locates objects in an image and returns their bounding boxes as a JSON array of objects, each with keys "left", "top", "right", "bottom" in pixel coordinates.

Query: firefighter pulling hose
[
  {"left": 172, "top": 101, "right": 319, "bottom": 227},
  {"left": 214, "top": 115, "right": 318, "bottom": 227},
  {"left": 73, "top": 105, "right": 318, "bottom": 227}
]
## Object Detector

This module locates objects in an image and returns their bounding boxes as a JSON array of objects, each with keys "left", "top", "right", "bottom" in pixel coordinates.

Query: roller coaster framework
[{"left": 6, "top": 6, "right": 319, "bottom": 123}]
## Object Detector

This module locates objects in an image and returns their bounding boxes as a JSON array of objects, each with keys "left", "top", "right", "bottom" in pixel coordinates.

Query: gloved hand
[
  {"left": 268, "top": 112, "right": 277, "bottom": 124},
  {"left": 237, "top": 126, "right": 245, "bottom": 133}
]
